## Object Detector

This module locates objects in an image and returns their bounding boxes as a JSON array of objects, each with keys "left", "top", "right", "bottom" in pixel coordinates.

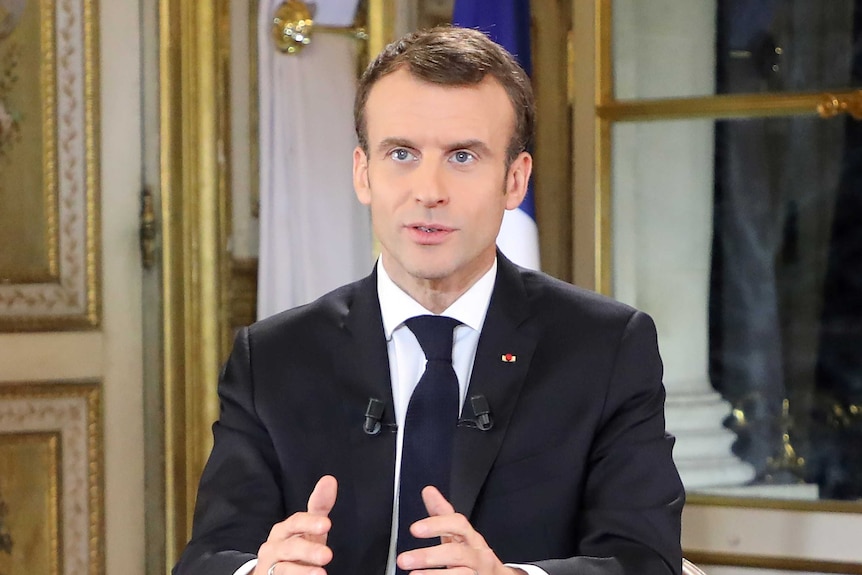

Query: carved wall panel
[{"left": 0, "top": 0, "right": 99, "bottom": 331}]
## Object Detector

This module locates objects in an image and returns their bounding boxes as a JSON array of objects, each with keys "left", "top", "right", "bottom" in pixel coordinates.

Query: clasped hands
[{"left": 255, "top": 475, "right": 524, "bottom": 575}]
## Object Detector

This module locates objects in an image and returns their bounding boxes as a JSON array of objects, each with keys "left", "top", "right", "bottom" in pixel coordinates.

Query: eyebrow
[
  {"left": 448, "top": 139, "right": 492, "bottom": 157},
  {"left": 376, "top": 137, "right": 415, "bottom": 155}
]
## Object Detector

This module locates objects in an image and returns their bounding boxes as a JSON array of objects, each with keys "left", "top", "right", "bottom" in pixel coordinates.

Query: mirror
[{"left": 611, "top": 0, "right": 862, "bottom": 502}]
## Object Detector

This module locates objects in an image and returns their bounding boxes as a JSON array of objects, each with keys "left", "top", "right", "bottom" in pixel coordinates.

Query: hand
[
  {"left": 396, "top": 486, "right": 526, "bottom": 575},
  {"left": 254, "top": 475, "right": 338, "bottom": 575}
]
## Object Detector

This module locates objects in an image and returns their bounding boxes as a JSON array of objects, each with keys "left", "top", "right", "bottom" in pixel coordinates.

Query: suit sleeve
[
  {"left": 535, "top": 310, "right": 685, "bottom": 575},
  {"left": 172, "top": 328, "right": 285, "bottom": 575}
]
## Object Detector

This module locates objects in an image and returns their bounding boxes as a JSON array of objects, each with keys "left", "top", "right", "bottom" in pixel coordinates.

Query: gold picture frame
[
  {"left": 0, "top": 0, "right": 100, "bottom": 331},
  {"left": 0, "top": 382, "right": 102, "bottom": 575}
]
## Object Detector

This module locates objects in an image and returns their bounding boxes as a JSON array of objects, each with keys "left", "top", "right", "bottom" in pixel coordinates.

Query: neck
[{"left": 380, "top": 255, "right": 495, "bottom": 314}]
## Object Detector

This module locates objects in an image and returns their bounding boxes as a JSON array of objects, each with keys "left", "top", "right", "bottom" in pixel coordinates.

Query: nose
[{"left": 412, "top": 162, "right": 448, "bottom": 207}]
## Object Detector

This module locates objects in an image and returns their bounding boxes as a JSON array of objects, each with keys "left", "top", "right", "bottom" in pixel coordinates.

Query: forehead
[{"left": 363, "top": 69, "right": 515, "bottom": 147}]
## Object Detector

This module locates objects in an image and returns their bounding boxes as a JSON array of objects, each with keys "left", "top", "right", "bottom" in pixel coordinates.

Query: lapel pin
[{"left": 501, "top": 353, "right": 517, "bottom": 363}]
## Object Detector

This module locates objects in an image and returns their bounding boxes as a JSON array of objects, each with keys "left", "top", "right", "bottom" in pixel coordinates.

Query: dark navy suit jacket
[{"left": 174, "top": 254, "right": 684, "bottom": 575}]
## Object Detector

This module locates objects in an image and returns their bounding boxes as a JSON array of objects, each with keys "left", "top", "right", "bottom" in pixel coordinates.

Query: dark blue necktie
[{"left": 395, "top": 315, "right": 460, "bottom": 571}]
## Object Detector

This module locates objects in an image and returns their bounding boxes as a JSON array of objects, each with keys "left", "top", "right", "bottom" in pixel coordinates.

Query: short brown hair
[{"left": 354, "top": 26, "right": 535, "bottom": 166}]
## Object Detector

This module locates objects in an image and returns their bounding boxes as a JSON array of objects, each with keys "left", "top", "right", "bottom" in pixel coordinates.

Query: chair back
[{"left": 683, "top": 558, "right": 708, "bottom": 575}]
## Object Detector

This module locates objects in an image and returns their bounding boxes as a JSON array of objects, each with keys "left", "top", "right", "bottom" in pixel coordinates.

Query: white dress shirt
[
  {"left": 233, "top": 257, "right": 545, "bottom": 575},
  {"left": 377, "top": 257, "right": 496, "bottom": 575}
]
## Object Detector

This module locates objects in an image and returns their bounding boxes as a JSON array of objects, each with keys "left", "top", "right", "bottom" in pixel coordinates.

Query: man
[{"left": 174, "top": 26, "right": 684, "bottom": 575}]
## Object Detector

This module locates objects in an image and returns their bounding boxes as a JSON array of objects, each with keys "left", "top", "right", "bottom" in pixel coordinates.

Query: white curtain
[{"left": 257, "top": 0, "right": 373, "bottom": 320}]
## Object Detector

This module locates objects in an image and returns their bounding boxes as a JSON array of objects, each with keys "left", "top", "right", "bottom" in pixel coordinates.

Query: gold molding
[
  {"left": 230, "top": 257, "right": 258, "bottom": 330},
  {"left": 570, "top": 0, "right": 599, "bottom": 291},
  {"left": 367, "top": 0, "right": 395, "bottom": 59},
  {"left": 684, "top": 550, "right": 862, "bottom": 575},
  {"left": 594, "top": 0, "right": 612, "bottom": 295},
  {"left": 0, "top": 381, "right": 103, "bottom": 575},
  {"left": 249, "top": 0, "right": 260, "bottom": 218},
  {"left": 0, "top": 0, "right": 101, "bottom": 332},
  {"left": 43, "top": 0, "right": 59, "bottom": 282},
  {"left": 597, "top": 0, "right": 612, "bottom": 106},
  {"left": 530, "top": 0, "right": 574, "bottom": 283},
  {"left": 160, "top": 0, "right": 232, "bottom": 568},
  {"left": 687, "top": 493, "right": 862, "bottom": 514},
  {"left": 599, "top": 91, "right": 847, "bottom": 122}
]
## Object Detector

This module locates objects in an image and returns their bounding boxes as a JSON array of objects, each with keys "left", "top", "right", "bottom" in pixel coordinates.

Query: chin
[
  {"left": 408, "top": 265, "right": 455, "bottom": 282},
  {"left": 403, "top": 257, "right": 461, "bottom": 282}
]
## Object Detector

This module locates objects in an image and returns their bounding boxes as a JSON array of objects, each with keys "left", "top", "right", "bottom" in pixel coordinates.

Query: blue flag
[{"left": 453, "top": 0, "right": 540, "bottom": 269}]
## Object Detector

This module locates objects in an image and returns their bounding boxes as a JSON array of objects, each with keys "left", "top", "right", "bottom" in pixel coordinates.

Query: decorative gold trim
[
  {"left": 598, "top": 91, "right": 844, "bottom": 122},
  {"left": 314, "top": 24, "right": 369, "bottom": 40},
  {"left": 84, "top": 0, "right": 101, "bottom": 334},
  {"left": 818, "top": 90, "right": 862, "bottom": 120},
  {"left": 684, "top": 550, "right": 862, "bottom": 574},
  {"left": 367, "top": 0, "right": 395, "bottom": 62},
  {"left": 0, "top": 381, "right": 103, "bottom": 575},
  {"left": 249, "top": 0, "right": 260, "bottom": 218},
  {"left": 596, "top": 117, "right": 611, "bottom": 296},
  {"left": 570, "top": 0, "right": 599, "bottom": 291},
  {"left": 270, "top": 0, "right": 367, "bottom": 54},
  {"left": 160, "top": 0, "right": 231, "bottom": 567},
  {"left": 597, "top": 0, "right": 612, "bottom": 106},
  {"left": 687, "top": 493, "right": 862, "bottom": 514},
  {"left": 530, "top": 0, "right": 574, "bottom": 283},
  {"left": 230, "top": 257, "right": 258, "bottom": 330},
  {"left": 0, "top": 0, "right": 101, "bottom": 332},
  {"left": 271, "top": 0, "right": 313, "bottom": 53},
  {"left": 42, "top": 0, "right": 59, "bottom": 281}
]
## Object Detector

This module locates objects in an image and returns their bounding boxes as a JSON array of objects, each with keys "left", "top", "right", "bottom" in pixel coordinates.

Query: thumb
[
  {"left": 305, "top": 475, "right": 337, "bottom": 546},
  {"left": 308, "top": 475, "right": 338, "bottom": 517}
]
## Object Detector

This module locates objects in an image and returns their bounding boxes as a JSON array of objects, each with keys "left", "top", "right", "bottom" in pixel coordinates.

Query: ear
[
  {"left": 504, "top": 151, "right": 532, "bottom": 210},
  {"left": 353, "top": 146, "right": 371, "bottom": 205}
]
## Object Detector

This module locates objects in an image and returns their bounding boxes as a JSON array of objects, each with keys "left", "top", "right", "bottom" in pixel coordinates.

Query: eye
[
  {"left": 450, "top": 150, "right": 475, "bottom": 164},
  {"left": 389, "top": 148, "right": 415, "bottom": 162}
]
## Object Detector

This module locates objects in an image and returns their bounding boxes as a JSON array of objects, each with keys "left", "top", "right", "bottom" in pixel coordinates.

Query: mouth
[{"left": 406, "top": 223, "right": 454, "bottom": 244}]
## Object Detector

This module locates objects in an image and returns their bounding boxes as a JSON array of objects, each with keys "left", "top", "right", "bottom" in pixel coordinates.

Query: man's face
[{"left": 353, "top": 69, "right": 531, "bottom": 296}]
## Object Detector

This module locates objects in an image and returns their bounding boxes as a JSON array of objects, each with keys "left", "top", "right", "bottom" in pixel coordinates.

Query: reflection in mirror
[
  {"left": 612, "top": 111, "right": 862, "bottom": 501},
  {"left": 612, "top": 0, "right": 862, "bottom": 502},
  {"left": 613, "top": 0, "right": 861, "bottom": 100}
]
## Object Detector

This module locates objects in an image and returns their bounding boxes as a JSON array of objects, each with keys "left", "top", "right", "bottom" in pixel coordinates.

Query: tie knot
[{"left": 404, "top": 315, "right": 460, "bottom": 362}]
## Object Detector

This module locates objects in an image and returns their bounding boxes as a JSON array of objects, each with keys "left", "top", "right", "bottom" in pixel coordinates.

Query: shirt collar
[{"left": 377, "top": 256, "right": 497, "bottom": 340}]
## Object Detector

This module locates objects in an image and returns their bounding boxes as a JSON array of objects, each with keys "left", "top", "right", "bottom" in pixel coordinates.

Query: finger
[
  {"left": 411, "top": 513, "right": 479, "bottom": 546},
  {"left": 421, "top": 485, "right": 455, "bottom": 517},
  {"left": 257, "top": 558, "right": 328, "bottom": 575},
  {"left": 397, "top": 541, "right": 474, "bottom": 573},
  {"left": 415, "top": 487, "right": 477, "bottom": 545},
  {"left": 267, "top": 535, "right": 334, "bottom": 567},
  {"left": 268, "top": 512, "right": 331, "bottom": 542},
  {"left": 307, "top": 475, "right": 338, "bottom": 516}
]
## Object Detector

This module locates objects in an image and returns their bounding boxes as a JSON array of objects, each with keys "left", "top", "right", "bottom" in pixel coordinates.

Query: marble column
[{"left": 612, "top": 0, "right": 755, "bottom": 488}]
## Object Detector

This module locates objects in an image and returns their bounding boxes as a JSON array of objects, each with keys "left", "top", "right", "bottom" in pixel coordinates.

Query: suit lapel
[
  {"left": 334, "top": 270, "right": 397, "bottom": 568},
  {"left": 450, "top": 255, "right": 538, "bottom": 517}
]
